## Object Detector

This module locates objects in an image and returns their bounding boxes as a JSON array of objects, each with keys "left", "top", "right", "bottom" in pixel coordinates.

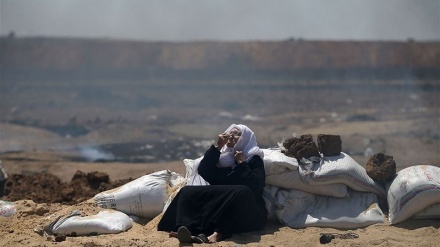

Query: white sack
[
  {"left": 388, "top": 165, "right": 440, "bottom": 224},
  {"left": 262, "top": 148, "right": 298, "bottom": 175},
  {"left": 185, "top": 149, "right": 298, "bottom": 186},
  {"left": 298, "top": 153, "right": 386, "bottom": 198},
  {"left": 184, "top": 158, "right": 210, "bottom": 186},
  {"left": 413, "top": 203, "right": 440, "bottom": 219},
  {"left": 94, "top": 170, "right": 183, "bottom": 218},
  {"left": 266, "top": 170, "right": 348, "bottom": 197},
  {"left": 262, "top": 185, "right": 280, "bottom": 221},
  {"left": 50, "top": 210, "right": 132, "bottom": 236},
  {"left": 273, "top": 189, "right": 384, "bottom": 229},
  {"left": 185, "top": 151, "right": 347, "bottom": 197}
]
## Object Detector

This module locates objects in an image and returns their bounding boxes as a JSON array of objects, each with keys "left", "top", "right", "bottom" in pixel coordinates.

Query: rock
[
  {"left": 282, "top": 137, "right": 299, "bottom": 150},
  {"left": 54, "top": 234, "right": 66, "bottom": 242},
  {"left": 366, "top": 153, "right": 396, "bottom": 182},
  {"left": 283, "top": 134, "right": 320, "bottom": 159},
  {"left": 282, "top": 137, "right": 299, "bottom": 156},
  {"left": 317, "top": 134, "right": 342, "bottom": 156},
  {"left": 287, "top": 135, "right": 307, "bottom": 156},
  {"left": 296, "top": 141, "right": 320, "bottom": 160}
]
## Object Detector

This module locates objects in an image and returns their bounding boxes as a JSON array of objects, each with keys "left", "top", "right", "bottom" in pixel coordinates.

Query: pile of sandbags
[
  {"left": 262, "top": 146, "right": 385, "bottom": 229},
  {"left": 182, "top": 137, "right": 386, "bottom": 229},
  {"left": 77, "top": 136, "right": 438, "bottom": 232},
  {"left": 273, "top": 134, "right": 386, "bottom": 198},
  {"left": 43, "top": 170, "right": 185, "bottom": 237},
  {"left": 259, "top": 134, "right": 389, "bottom": 229}
]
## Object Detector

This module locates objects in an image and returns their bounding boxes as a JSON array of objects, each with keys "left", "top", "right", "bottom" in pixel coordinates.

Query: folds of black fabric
[{"left": 157, "top": 185, "right": 267, "bottom": 236}]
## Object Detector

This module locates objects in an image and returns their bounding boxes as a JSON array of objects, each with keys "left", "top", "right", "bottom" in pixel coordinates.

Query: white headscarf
[
  {"left": 187, "top": 124, "right": 264, "bottom": 186},
  {"left": 217, "top": 124, "right": 264, "bottom": 167}
]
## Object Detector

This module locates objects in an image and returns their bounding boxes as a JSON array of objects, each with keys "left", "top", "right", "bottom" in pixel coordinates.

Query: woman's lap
[{"left": 159, "top": 185, "right": 267, "bottom": 235}]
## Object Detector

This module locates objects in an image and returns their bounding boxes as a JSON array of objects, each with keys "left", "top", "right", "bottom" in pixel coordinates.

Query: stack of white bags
[
  {"left": 261, "top": 149, "right": 386, "bottom": 229},
  {"left": 48, "top": 170, "right": 185, "bottom": 236},
  {"left": 262, "top": 149, "right": 440, "bottom": 228},
  {"left": 182, "top": 149, "right": 387, "bottom": 229},
  {"left": 91, "top": 149, "right": 438, "bottom": 230},
  {"left": 49, "top": 149, "right": 439, "bottom": 235}
]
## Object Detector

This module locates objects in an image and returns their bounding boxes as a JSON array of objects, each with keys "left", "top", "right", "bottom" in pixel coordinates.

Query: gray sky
[{"left": 1, "top": 0, "right": 439, "bottom": 41}]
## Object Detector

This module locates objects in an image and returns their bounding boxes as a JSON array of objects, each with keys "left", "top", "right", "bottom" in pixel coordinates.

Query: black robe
[{"left": 157, "top": 145, "right": 268, "bottom": 236}]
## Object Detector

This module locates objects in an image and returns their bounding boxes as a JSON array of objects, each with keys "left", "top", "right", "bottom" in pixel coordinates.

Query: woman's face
[{"left": 226, "top": 127, "right": 241, "bottom": 147}]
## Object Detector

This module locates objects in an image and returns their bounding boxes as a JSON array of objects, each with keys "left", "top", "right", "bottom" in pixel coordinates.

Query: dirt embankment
[
  {"left": 1, "top": 38, "right": 438, "bottom": 80},
  {"left": 2, "top": 171, "right": 132, "bottom": 204}
]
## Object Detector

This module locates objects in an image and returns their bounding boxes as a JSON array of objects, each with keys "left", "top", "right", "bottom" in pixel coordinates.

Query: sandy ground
[
  {"left": 0, "top": 198, "right": 439, "bottom": 247},
  {"left": 0, "top": 155, "right": 439, "bottom": 247}
]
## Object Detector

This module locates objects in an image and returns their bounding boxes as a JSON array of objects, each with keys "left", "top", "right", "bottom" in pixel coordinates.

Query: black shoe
[
  {"left": 191, "top": 234, "right": 209, "bottom": 244},
  {"left": 177, "top": 226, "right": 192, "bottom": 244}
]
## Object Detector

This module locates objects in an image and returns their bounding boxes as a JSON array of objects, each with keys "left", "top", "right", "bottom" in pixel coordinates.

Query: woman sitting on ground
[{"left": 157, "top": 124, "right": 267, "bottom": 244}]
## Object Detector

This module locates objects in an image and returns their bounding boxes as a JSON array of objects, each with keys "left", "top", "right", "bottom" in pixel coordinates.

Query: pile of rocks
[{"left": 282, "top": 134, "right": 342, "bottom": 160}]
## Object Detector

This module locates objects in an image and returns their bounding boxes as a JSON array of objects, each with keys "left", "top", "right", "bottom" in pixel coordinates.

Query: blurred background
[{"left": 0, "top": 0, "right": 439, "bottom": 168}]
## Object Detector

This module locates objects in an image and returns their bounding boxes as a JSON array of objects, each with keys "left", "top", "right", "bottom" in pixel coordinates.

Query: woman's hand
[
  {"left": 234, "top": 151, "right": 245, "bottom": 164},
  {"left": 215, "top": 133, "right": 229, "bottom": 150}
]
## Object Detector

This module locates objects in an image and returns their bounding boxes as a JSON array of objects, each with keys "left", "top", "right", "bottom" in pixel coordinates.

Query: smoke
[{"left": 78, "top": 145, "right": 115, "bottom": 162}]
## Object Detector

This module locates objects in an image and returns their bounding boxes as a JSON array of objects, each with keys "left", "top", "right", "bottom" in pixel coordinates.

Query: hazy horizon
[{"left": 1, "top": 0, "right": 439, "bottom": 42}]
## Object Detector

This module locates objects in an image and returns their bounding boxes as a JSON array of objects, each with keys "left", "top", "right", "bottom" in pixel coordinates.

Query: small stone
[{"left": 54, "top": 234, "right": 66, "bottom": 242}]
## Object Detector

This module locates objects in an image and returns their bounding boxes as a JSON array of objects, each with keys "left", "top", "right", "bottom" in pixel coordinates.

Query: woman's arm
[
  {"left": 224, "top": 155, "right": 266, "bottom": 192},
  {"left": 197, "top": 145, "right": 233, "bottom": 184},
  {"left": 198, "top": 146, "right": 265, "bottom": 193}
]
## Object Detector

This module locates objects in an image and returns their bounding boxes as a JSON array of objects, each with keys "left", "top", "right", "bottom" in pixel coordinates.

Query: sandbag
[
  {"left": 266, "top": 170, "right": 348, "bottom": 197},
  {"left": 185, "top": 149, "right": 298, "bottom": 186},
  {"left": 262, "top": 185, "right": 280, "bottom": 221},
  {"left": 184, "top": 151, "right": 346, "bottom": 197},
  {"left": 262, "top": 148, "right": 298, "bottom": 175},
  {"left": 94, "top": 170, "right": 184, "bottom": 218},
  {"left": 298, "top": 153, "right": 386, "bottom": 198},
  {"left": 184, "top": 158, "right": 210, "bottom": 186},
  {"left": 387, "top": 165, "right": 440, "bottom": 224},
  {"left": 48, "top": 210, "right": 132, "bottom": 236},
  {"left": 273, "top": 189, "right": 385, "bottom": 229},
  {"left": 413, "top": 203, "right": 440, "bottom": 219}
]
